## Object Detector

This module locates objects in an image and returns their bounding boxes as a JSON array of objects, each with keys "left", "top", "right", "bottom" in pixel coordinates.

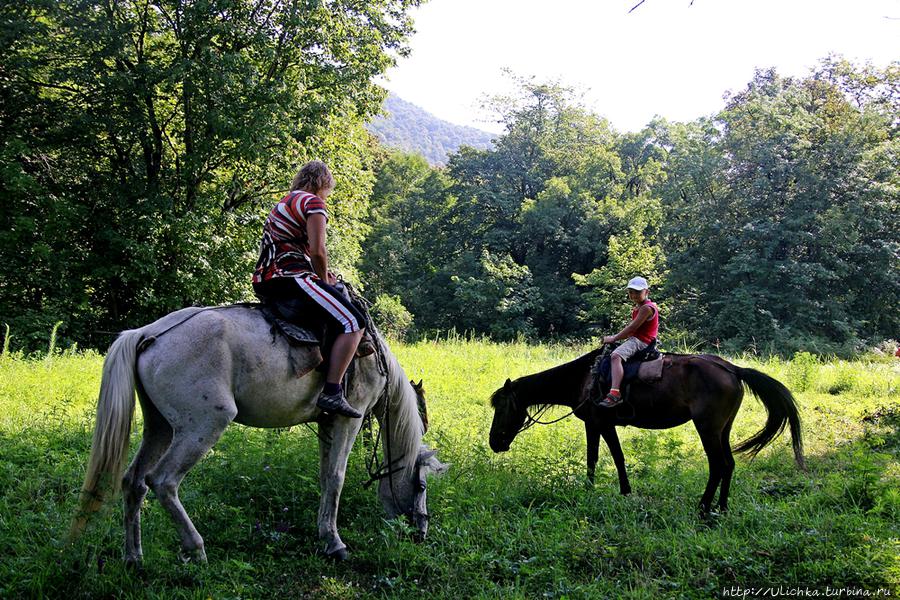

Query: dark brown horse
[{"left": 489, "top": 348, "right": 805, "bottom": 514}]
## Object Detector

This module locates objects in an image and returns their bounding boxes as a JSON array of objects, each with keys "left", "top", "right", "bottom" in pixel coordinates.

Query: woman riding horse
[{"left": 252, "top": 160, "right": 369, "bottom": 418}]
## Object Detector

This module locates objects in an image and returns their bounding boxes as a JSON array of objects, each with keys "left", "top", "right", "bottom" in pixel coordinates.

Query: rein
[
  {"left": 348, "top": 287, "right": 403, "bottom": 497},
  {"left": 511, "top": 344, "right": 609, "bottom": 435},
  {"left": 350, "top": 286, "right": 429, "bottom": 523},
  {"left": 515, "top": 394, "right": 591, "bottom": 435}
]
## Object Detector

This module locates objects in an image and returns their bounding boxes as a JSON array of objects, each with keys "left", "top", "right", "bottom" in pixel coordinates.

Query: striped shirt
[{"left": 252, "top": 191, "right": 328, "bottom": 283}]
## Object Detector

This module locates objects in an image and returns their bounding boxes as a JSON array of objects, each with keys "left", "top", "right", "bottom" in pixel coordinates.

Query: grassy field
[{"left": 0, "top": 340, "right": 898, "bottom": 599}]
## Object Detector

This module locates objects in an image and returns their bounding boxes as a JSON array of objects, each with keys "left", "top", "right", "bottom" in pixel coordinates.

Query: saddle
[
  {"left": 590, "top": 339, "right": 665, "bottom": 402},
  {"left": 255, "top": 282, "right": 375, "bottom": 378}
]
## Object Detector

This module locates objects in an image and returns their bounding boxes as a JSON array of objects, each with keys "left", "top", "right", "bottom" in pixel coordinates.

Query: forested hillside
[
  {"left": 0, "top": 1, "right": 896, "bottom": 356},
  {"left": 368, "top": 93, "right": 494, "bottom": 164}
]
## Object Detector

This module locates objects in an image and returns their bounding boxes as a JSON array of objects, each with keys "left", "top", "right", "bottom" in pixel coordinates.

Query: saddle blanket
[
  {"left": 257, "top": 304, "right": 324, "bottom": 378},
  {"left": 593, "top": 355, "right": 665, "bottom": 388}
]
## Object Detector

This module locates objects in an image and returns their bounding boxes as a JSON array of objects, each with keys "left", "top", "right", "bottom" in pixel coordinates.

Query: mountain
[{"left": 368, "top": 93, "right": 494, "bottom": 165}]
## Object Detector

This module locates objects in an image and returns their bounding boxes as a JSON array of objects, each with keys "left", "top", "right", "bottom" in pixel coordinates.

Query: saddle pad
[
  {"left": 591, "top": 354, "right": 666, "bottom": 392},
  {"left": 275, "top": 318, "right": 320, "bottom": 345},
  {"left": 255, "top": 304, "right": 324, "bottom": 378},
  {"left": 636, "top": 357, "right": 664, "bottom": 382},
  {"left": 287, "top": 345, "right": 323, "bottom": 379},
  {"left": 259, "top": 305, "right": 321, "bottom": 345}
]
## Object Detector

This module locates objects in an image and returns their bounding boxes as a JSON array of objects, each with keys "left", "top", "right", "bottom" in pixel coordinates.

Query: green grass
[{"left": 0, "top": 341, "right": 898, "bottom": 598}]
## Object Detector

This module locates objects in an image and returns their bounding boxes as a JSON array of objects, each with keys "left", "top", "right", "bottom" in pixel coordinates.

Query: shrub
[
  {"left": 789, "top": 351, "right": 818, "bottom": 393},
  {"left": 371, "top": 294, "right": 414, "bottom": 340}
]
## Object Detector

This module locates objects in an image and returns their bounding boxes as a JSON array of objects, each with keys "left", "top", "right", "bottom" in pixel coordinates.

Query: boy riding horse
[{"left": 595, "top": 276, "right": 659, "bottom": 408}]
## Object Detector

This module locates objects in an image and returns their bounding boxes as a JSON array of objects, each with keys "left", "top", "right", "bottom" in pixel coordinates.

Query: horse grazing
[
  {"left": 70, "top": 305, "right": 448, "bottom": 564},
  {"left": 489, "top": 348, "right": 804, "bottom": 514}
]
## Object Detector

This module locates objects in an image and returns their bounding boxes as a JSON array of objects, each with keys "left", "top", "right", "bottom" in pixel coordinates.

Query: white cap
[{"left": 626, "top": 276, "right": 649, "bottom": 291}]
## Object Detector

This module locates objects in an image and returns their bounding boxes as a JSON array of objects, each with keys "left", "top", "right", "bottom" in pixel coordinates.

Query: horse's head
[
  {"left": 378, "top": 445, "right": 449, "bottom": 540},
  {"left": 489, "top": 378, "right": 527, "bottom": 452},
  {"left": 376, "top": 377, "right": 447, "bottom": 540}
]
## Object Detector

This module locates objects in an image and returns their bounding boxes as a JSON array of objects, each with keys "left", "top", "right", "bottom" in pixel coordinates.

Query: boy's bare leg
[
  {"left": 594, "top": 353, "right": 625, "bottom": 408},
  {"left": 610, "top": 355, "right": 624, "bottom": 391}
]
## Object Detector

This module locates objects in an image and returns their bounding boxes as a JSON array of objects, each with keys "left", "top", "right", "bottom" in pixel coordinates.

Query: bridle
[
  {"left": 504, "top": 346, "right": 611, "bottom": 438},
  {"left": 506, "top": 387, "right": 591, "bottom": 438}
]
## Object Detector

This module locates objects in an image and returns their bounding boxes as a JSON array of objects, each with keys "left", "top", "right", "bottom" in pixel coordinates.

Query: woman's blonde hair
[{"left": 291, "top": 160, "right": 335, "bottom": 194}]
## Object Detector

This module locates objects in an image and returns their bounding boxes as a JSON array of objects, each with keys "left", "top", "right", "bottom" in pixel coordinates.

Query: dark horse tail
[{"left": 733, "top": 367, "right": 805, "bottom": 470}]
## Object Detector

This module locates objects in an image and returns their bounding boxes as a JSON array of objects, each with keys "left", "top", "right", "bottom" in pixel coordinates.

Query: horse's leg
[
  {"left": 694, "top": 422, "right": 726, "bottom": 516},
  {"left": 585, "top": 420, "right": 600, "bottom": 485},
  {"left": 123, "top": 393, "right": 173, "bottom": 567},
  {"left": 146, "top": 396, "right": 237, "bottom": 563},
  {"left": 717, "top": 418, "right": 736, "bottom": 513},
  {"left": 317, "top": 416, "right": 364, "bottom": 560},
  {"left": 601, "top": 426, "right": 631, "bottom": 495}
]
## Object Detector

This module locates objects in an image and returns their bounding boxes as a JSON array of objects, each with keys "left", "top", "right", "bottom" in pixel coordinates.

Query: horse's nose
[
  {"left": 407, "top": 512, "right": 428, "bottom": 541},
  {"left": 489, "top": 437, "right": 510, "bottom": 453},
  {"left": 412, "top": 526, "right": 426, "bottom": 543}
]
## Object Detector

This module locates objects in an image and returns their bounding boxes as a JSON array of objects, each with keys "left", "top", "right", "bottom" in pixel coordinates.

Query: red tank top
[{"left": 632, "top": 300, "right": 659, "bottom": 344}]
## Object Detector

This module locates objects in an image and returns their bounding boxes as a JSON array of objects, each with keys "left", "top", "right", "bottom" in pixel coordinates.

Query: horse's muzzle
[
  {"left": 489, "top": 438, "right": 510, "bottom": 453},
  {"left": 406, "top": 510, "right": 428, "bottom": 541}
]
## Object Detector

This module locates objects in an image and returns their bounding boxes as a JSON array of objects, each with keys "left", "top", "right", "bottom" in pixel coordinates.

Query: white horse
[{"left": 70, "top": 305, "right": 447, "bottom": 563}]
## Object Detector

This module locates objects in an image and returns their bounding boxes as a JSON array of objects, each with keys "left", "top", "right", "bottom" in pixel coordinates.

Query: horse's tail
[
  {"left": 69, "top": 329, "right": 143, "bottom": 540},
  {"left": 734, "top": 367, "right": 805, "bottom": 470}
]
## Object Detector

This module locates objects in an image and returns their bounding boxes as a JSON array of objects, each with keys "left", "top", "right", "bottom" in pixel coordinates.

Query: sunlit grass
[{"left": 0, "top": 341, "right": 897, "bottom": 598}]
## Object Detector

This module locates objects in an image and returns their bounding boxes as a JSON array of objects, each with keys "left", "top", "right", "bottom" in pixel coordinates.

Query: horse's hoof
[
  {"left": 124, "top": 556, "right": 144, "bottom": 573},
  {"left": 620, "top": 487, "right": 632, "bottom": 496},
  {"left": 326, "top": 546, "right": 349, "bottom": 561},
  {"left": 699, "top": 508, "right": 722, "bottom": 526}
]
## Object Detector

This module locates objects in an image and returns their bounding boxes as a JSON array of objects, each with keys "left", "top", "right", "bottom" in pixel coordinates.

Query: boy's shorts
[{"left": 611, "top": 337, "right": 649, "bottom": 361}]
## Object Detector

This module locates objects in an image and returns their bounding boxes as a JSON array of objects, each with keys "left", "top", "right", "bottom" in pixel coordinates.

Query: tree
[
  {"left": 450, "top": 250, "right": 540, "bottom": 340},
  {"left": 0, "top": 0, "right": 421, "bottom": 349},
  {"left": 657, "top": 60, "right": 899, "bottom": 352}
]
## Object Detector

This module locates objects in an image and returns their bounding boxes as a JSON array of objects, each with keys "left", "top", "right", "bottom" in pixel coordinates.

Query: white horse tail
[{"left": 69, "top": 329, "right": 144, "bottom": 540}]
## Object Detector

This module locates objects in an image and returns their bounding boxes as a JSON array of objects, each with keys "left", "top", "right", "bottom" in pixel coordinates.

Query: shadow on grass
[{"left": 0, "top": 405, "right": 897, "bottom": 599}]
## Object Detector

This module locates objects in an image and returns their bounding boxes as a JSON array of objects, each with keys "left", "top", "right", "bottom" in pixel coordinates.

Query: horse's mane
[
  {"left": 372, "top": 331, "right": 423, "bottom": 477},
  {"left": 491, "top": 348, "right": 604, "bottom": 409},
  {"left": 489, "top": 386, "right": 508, "bottom": 408}
]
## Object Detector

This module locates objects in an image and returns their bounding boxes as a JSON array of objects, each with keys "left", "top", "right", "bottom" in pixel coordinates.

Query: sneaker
[
  {"left": 317, "top": 391, "right": 363, "bottom": 418},
  {"left": 594, "top": 392, "right": 623, "bottom": 408},
  {"left": 355, "top": 337, "right": 376, "bottom": 358}
]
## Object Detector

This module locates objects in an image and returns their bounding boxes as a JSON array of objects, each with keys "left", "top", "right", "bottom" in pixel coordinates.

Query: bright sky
[{"left": 382, "top": 0, "right": 899, "bottom": 134}]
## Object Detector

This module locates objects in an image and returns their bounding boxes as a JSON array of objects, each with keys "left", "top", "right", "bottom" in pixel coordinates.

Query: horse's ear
[
  {"left": 416, "top": 379, "right": 423, "bottom": 388},
  {"left": 418, "top": 447, "right": 450, "bottom": 476},
  {"left": 504, "top": 378, "right": 512, "bottom": 391}
]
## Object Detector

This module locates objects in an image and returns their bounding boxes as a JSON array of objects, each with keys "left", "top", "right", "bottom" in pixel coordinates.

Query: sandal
[{"left": 594, "top": 392, "right": 623, "bottom": 408}]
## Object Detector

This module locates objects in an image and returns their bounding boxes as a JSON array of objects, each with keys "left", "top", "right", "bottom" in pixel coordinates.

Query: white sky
[{"left": 381, "top": 0, "right": 899, "bottom": 134}]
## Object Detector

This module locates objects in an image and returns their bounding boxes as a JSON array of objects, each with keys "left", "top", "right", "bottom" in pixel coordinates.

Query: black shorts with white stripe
[{"left": 253, "top": 275, "right": 365, "bottom": 334}]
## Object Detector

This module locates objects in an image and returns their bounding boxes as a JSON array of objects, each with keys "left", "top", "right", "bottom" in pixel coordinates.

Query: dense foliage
[
  {"left": 368, "top": 93, "right": 494, "bottom": 165},
  {"left": 0, "top": 0, "right": 420, "bottom": 350},
  {"left": 0, "top": 0, "right": 895, "bottom": 357},
  {"left": 361, "top": 64, "right": 899, "bottom": 354}
]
